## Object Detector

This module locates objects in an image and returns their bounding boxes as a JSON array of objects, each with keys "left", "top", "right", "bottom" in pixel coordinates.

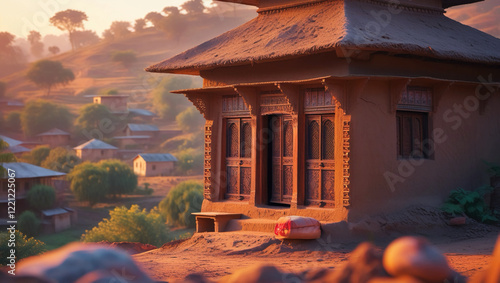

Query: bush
[
  {"left": 82, "top": 205, "right": 169, "bottom": 247},
  {"left": 0, "top": 230, "right": 46, "bottom": 265},
  {"left": 5, "top": 111, "right": 21, "bottom": 131},
  {"left": 98, "top": 159, "right": 137, "bottom": 196},
  {"left": 176, "top": 107, "right": 205, "bottom": 133},
  {"left": 23, "top": 145, "right": 50, "bottom": 166},
  {"left": 174, "top": 148, "right": 204, "bottom": 175},
  {"left": 133, "top": 183, "right": 154, "bottom": 195},
  {"left": 159, "top": 181, "right": 203, "bottom": 228},
  {"left": 18, "top": 211, "right": 40, "bottom": 237},
  {"left": 41, "top": 147, "right": 80, "bottom": 173},
  {"left": 27, "top": 185, "right": 56, "bottom": 211},
  {"left": 442, "top": 186, "right": 499, "bottom": 224},
  {"left": 111, "top": 50, "right": 136, "bottom": 67},
  {"left": 69, "top": 162, "right": 108, "bottom": 206},
  {"left": 21, "top": 100, "right": 72, "bottom": 137}
]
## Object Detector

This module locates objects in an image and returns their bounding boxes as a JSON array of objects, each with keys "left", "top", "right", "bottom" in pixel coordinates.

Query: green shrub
[
  {"left": 69, "top": 162, "right": 108, "bottom": 206},
  {"left": 98, "top": 159, "right": 137, "bottom": 196},
  {"left": 5, "top": 111, "right": 21, "bottom": 131},
  {"left": 485, "top": 161, "right": 500, "bottom": 177},
  {"left": 81, "top": 205, "right": 169, "bottom": 247},
  {"left": 159, "top": 181, "right": 203, "bottom": 228},
  {"left": 174, "top": 148, "right": 204, "bottom": 175},
  {"left": 24, "top": 145, "right": 51, "bottom": 166},
  {"left": 18, "top": 211, "right": 40, "bottom": 237},
  {"left": 41, "top": 147, "right": 80, "bottom": 173},
  {"left": 27, "top": 185, "right": 56, "bottom": 211},
  {"left": 0, "top": 230, "right": 46, "bottom": 265},
  {"left": 442, "top": 186, "right": 499, "bottom": 224},
  {"left": 110, "top": 50, "right": 136, "bottom": 67},
  {"left": 133, "top": 183, "right": 153, "bottom": 195}
]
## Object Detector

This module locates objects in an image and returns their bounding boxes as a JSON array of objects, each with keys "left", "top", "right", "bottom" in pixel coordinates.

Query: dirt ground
[{"left": 133, "top": 230, "right": 500, "bottom": 282}]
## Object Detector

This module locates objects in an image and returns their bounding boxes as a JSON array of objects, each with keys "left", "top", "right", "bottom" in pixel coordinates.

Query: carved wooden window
[
  {"left": 396, "top": 111, "right": 429, "bottom": 159},
  {"left": 396, "top": 87, "right": 432, "bottom": 159},
  {"left": 225, "top": 118, "right": 252, "bottom": 200},
  {"left": 306, "top": 115, "right": 335, "bottom": 207}
]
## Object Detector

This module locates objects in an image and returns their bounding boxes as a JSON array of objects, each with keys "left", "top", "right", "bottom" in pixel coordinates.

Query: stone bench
[{"left": 192, "top": 212, "right": 242, "bottom": 233}]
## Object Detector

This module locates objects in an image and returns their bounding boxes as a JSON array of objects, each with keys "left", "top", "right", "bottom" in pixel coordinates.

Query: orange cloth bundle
[{"left": 274, "top": 216, "right": 321, "bottom": 239}]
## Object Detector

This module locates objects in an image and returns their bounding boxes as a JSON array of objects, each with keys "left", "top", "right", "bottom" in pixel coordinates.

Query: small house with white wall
[{"left": 133, "top": 153, "right": 177, "bottom": 177}]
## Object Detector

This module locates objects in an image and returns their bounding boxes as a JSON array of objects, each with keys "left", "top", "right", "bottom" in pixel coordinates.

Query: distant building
[
  {"left": 0, "top": 135, "right": 32, "bottom": 157},
  {"left": 37, "top": 128, "right": 71, "bottom": 148},
  {"left": 74, "top": 139, "right": 118, "bottom": 162},
  {"left": 113, "top": 135, "right": 151, "bottom": 148},
  {"left": 128, "top": 108, "right": 157, "bottom": 122},
  {"left": 41, "top": 208, "right": 74, "bottom": 233},
  {"left": 93, "top": 95, "right": 129, "bottom": 114},
  {"left": 133, "top": 153, "right": 177, "bottom": 177},
  {"left": 0, "top": 100, "right": 24, "bottom": 114},
  {"left": 125, "top": 124, "right": 160, "bottom": 139},
  {"left": 0, "top": 162, "right": 66, "bottom": 219}
]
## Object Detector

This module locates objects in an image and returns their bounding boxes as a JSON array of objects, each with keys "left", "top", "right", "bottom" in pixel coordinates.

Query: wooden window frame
[{"left": 396, "top": 111, "right": 431, "bottom": 159}]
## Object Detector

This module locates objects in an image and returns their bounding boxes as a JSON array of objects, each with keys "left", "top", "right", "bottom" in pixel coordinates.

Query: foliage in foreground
[
  {"left": 18, "top": 211, "right": 40, "bottom": 237},
  {"left": 81, "top": 205, "right": 169, "bottom": 247},
  {"left": 442, "top": 186, "right": 499, "bottom": 224},
  {"left": 26, "top": 185, "right": 56, "bottom": 211},
  {"left": 159, "top": 180, "right": 203, "bottom": 228},
  {"left": 0, "top": 230, "right": 46, "bottom": 265}
]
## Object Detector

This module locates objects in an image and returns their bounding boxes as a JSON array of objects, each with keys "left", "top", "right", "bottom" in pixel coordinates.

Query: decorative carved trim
[
  {"left": 203, "top": 79, "right": 227, "bottom": 88},
  {"left": 185, "top": 93, "right": 209, "bottom": 119},
  {"left": 389, "top": 79, "right": 411, "bottom": 113},
  {"left": 260, "top": 94, "right": 294, "bottom": 115},
  {"left": 222, "top": 94, "right": 249, "bottom": 115},
  {"left": 398, "top": 86, "right": 433, "bottom": 112},
  {"left": 204, "top": 120, "right": 214, "bottom": 200},
  {"left": 276, "top": 83, "right": 301, "bottom": 114},
  {"left": 234, "top": 86, "right": 259, "bottom": 116},
  {"left": 342, "top": 115, "right": 351, "bottom": 207},
  {"left": 322, "top": 78, "right": 347, "bottom": 114}
]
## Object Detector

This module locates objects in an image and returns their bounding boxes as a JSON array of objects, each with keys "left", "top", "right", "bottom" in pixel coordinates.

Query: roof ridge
[{"left": 258, "top": 0, "right": 331, "bottom": 14}]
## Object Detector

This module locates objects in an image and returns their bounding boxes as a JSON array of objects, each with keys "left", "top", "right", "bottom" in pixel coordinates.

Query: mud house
[
  {"left": 41, "top": 208, "right": 74, "bottom": 233},
  {"left": 133, "top": 153, "right": 178, "bottom": 177},
  {"left": 74, "top": 139, "right": 118, "bottom": 162},
  {"left": 93, "top": 95, "right": 128, "bottom": 114},
  {"left": 147, "top": 0, "right": 500, "bottom": 223},
  {"left": 0, "top": 162, "right": 66, "bottom": 219},
  {"left": 125, "top": 123, "right": 160, "bottom": 139},
  {"left": 37, "top": 128, "right": 71, "bottom": 148}
]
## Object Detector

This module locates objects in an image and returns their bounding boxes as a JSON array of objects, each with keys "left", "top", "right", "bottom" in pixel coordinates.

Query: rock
[
  {"left": 383, "top": 236, "right": 453, "bottom": 283},
  {"left": 448, "top": 217, "right": 466, "bottom": 226},
  {"left": 17, "top": 243, "right": 155, "bottom": 283},
  {"left": 217, "top": 264, "right": 286, "bottom": 283}
]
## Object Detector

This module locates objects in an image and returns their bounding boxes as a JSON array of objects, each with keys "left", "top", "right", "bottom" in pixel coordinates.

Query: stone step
[{"left": 225, "top": 218, "right": 277, "bottom": 233}]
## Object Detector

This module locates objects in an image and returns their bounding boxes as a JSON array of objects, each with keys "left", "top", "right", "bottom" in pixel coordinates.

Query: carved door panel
[
  {"left": 306, "top": 115, "right": 335, "bottom": 207},
  {"left": 225, "top": 118, "right": 252, "bottom": 200},
  {"left": 269, "top": 115, "right": 293, "bottom": 205}
]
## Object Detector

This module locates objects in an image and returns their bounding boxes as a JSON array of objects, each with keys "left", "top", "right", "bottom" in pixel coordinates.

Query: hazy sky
[{"left": 0, "top": 0, "right": 216, "bottom": 38}]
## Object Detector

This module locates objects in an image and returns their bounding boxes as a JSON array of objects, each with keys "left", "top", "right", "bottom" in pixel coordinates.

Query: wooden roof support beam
[
  {"left": 233, "top": 86, "right": 260, "bottom": 116},
  {"left": 322, "top": 78, "right": 348, "bottom": 114},
  {"left": 276, "top": 83, "right": 301, "bottom": 115},
  {"left": 389, "top": 78, "right": 412, "bottom": 113}
]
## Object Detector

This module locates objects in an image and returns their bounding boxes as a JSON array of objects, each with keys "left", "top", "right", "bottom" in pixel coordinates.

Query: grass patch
[{"left": 37, "top": 228, "right": 85, "bottom": 251}]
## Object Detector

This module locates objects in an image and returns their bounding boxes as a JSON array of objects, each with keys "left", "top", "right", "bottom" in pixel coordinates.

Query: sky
[{"left": 0, "top": 0, "right": 216, "bottom": 38}]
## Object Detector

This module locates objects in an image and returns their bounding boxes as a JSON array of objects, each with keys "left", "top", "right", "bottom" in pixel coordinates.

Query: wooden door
[
  {"left": 269, "top": 115, "right": 293, "bottom": 205},
  {"left": 225, "top": 118, "right": 252, "bottom": 200},
  {"left": 305, "top": 115, "right": 335, "bottom": 207}
]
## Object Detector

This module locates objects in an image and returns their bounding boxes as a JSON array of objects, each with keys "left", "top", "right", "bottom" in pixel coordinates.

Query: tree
[
  {"left": 76, "top": 104, "right": 115, "bottom": 132},
  {"left": 20, "top": 100, "right": 72, "bottom": 137},
  {"left": 72, "top": 30, "right": 100, "bottom": 48},
  {"left": 26, "top": 60, "right": 75, "bottom": 96},
  {"left": 174, "top": 148, "right": 204, "bottom": 175},
  {"left": 98, "top": 159, "right": 137, "bottom": 196},
  {"left": 41, "top": 147, "right": 80, "bottom": 173},
  {"left": 5, "top": 111, "right": 21, "bottom": 132},
  {"left": 24, "top": 145, "right": 51, "bottom": 166},
  {"left": 176, "top": 107, "right": 205, "bottom": 133},
  {"left": 0, "top": 81, "right": 6, "bottom": 99},
  {"left": 69, "top": 162, "right": 108, "bottom": 206},
  {"left": 109, "top": 21, "right": 132, "bottom": 38},
  {"left": 0, "top": 32, "right": 15, "bottom": 51},
  {"left": 81, "top": 205, "right": 169, "bottom": 247},
  {"left": 152, "top": 76, "right": 193, "bottom": 120},
  {"left": 110, "top": 50, "right": 136, "bottom": 68},
  {"left": 0, "top": 139, "right": 16, "bottom": 175},
  {"left": 48, "top": 45, "right": 60, "bottom": 56},
  {"left": 27, "top": 30, "right": 44, "bottom": 58},
  {"left": 159, "top": 180, "right": 203, "bottom": 228},
  {"left": 134, "top": 19, "right": 146, "bottom": 33},
  {"left": 144, "top": 12, "right": 163, "bottom": 27},
  {"left": 18, "top": 211, "right": 40, "bottom": 237},
  {"left": 49, "top": 9, "right": 88, "bottom": 51},
  {"left": 0, "top": 231, "right": 46, "bottom": 265},
  {"left": 27, "top": 185, "right": 56, "bottom": 211}
]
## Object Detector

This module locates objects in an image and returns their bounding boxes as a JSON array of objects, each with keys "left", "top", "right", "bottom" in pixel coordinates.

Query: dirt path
[{"left": 133, "top": 231, "right": 499, "bottom": 282}]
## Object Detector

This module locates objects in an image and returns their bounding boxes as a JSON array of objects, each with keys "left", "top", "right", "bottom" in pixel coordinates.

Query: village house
[
  {"left": 124, "top": 123, "right": 160, "bottom": 139},
  {"left": 93, "top": 95, "right": 129, "bottom": 113},
  {"left": 40, "top": 207, "right": 75, "bottom": 233},
  {"left": 146, "top": 0, "right": 500, "bottom": 223},
  {"left": 37, "top": 128, "right": 71, "bottom": 148},
  {"left": 133, "top": 153, "right": 178, "bottom": 177},
  {"left": 0, "top": 99, "right": 24, "bottom": 114},
  {"left": 74, "top": 139, "right": 118, "bottom": 162},
  {"left": 0, "top": 162, "right": 66, "bottom": 219}
]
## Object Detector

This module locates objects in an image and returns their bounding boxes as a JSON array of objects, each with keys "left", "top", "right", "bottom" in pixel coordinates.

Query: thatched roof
[{"left": 146, "top": 0, "right": 500, "bottom": 75}]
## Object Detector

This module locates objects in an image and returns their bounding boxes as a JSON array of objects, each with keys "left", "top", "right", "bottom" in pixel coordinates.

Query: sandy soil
[{"left": 133, "top": 230, "right": 500, "bottom": 282}]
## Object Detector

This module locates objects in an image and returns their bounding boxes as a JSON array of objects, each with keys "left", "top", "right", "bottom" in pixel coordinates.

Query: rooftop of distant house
[
  {"left": 134, "top": 153, "right": 178, "bottom": 162},
  {"left": 73, "top": 139, "right": 118, "bottom": 150},
  {"left": 1, "top": 162, "right": 66, "bottom": 179}
]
